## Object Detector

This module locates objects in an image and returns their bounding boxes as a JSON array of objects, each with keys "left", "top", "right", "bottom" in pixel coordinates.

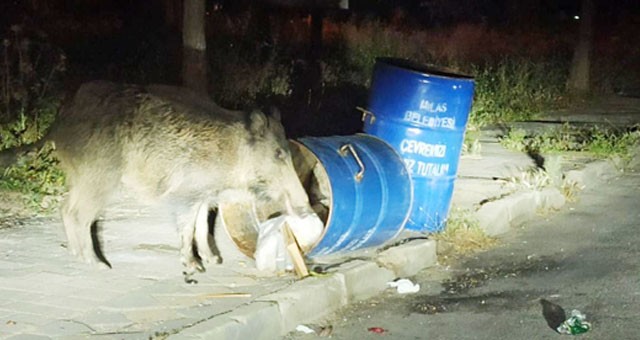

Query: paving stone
[
  {"left": 0, "top": 289, "right": 48, "bottom": 305},
  {"left": 451, "top": 178, "right": 509, "bottom": 208},
  {"left": 6, "top": 334, "right": 51, "bottom": 340},
  {"left": 123, "top": 307, "right": 181, "bottom": 325},
  {"left": 147, "top": 317, "right": 199, "bottom": 337},
  {"left": 177, "top": 303, "right": 238, "bottom": 321},
  {"left": 178, "top": 290, "right": 272, "bottom": 321},
  {"left": 2, "top": 301, "right": 79, "bottom": 320},
  {"left": 72, "top": 309, "right": 135, "bottom": 333},
  {"left": 1, "top": 312, "right": 47, "bottom": 335},
  {"left": 58, "top": 332, "right": 147, "bottom": 340},
  {"left": 37, "top": 319, "right": 94, "bottom": 337},
  {"left": 103, "top": 292, "right": 164, "bottom": 311}
]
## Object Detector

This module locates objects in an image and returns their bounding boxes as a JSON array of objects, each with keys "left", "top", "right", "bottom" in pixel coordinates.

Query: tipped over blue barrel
[
  {"left": 363, "top": 58, "right": 474, "bottom": 232},
  {"left": 293, "top": 134, "right": 413, "bottom": 257}
]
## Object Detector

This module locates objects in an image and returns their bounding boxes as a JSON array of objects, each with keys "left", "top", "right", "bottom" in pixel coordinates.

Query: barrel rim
[
  {"left": 298, "top": 134, "right": 414, "bottom": 258},
  {"left": 288, "top": 139, "right": 335, "bottom": 255},
  {"left": 376, "top": 57, "right": 474, "bottom": 80}
]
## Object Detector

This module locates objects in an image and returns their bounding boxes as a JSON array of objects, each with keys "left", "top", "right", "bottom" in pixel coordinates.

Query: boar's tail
[{"left": 0, "top": 138, "right": 48, "bottom": 170}]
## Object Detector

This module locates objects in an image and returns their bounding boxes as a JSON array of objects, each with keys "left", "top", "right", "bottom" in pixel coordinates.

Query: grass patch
[
  {"left": 0, "top": 141, "right": 65, "bottom": 211},
  {"left": 500, "top": 124, "right": 640, "bottom": 162},
  {"left": 468, "top": 58, "right": 567, "bottom": 128},
  {"left": 561, "top": 179, "right": 584, "bottom": 203},
  {"left": 0, "top": 25, "right": 66, "bottom": 213},
  {"left": 435, "top": 208, "right": 498, "bottom": 261},
  {"left": 0, "top": 98, "right": 60, "bottom": 149},
  {"left": 502, "top": 166, "right": 551, "bottom": 191}
]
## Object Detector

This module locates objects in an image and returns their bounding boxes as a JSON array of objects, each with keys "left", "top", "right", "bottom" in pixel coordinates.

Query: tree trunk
[
  {"left": 182, "top": 0, "right": 208, "bottom": 94},
  {"left": 566, "top": 0, "right": 595, "bottom": 94}
]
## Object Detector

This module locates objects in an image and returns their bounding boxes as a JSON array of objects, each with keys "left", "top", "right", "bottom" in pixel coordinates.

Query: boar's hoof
[
  {"left": 78, "top": 251, "right": 111, "bottom": 270},
  {"left": 182, "top": 256, "right": 206, "bottom": 274},
  {"left": 198, "top": 248, "right": 221, "bottom": 265},
  {"left": 183, "top": 272, "right": 198, "bottom": 285}
]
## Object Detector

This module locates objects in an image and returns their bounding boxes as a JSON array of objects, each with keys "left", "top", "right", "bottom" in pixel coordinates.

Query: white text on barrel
[
  {"left": 403, "top": 111, "right": 456, "bottom": 129},
  {"left": 400, "top": 139, "right": 447, "bottom": 158},
  {"left": 419, "top": 100, "right": 447, "bottom": 113},
  {"left": 404, "top": 159, "right": 450, "bottom": 177}
]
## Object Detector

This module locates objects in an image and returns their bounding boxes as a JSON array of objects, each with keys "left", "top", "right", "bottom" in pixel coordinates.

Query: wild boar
[{"left": 3, "top": 81, "right": 315, "bottom": 274}]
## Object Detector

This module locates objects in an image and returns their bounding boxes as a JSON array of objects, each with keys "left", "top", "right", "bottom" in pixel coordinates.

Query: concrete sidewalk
[{"left": 0, "top": 130, "right": 631, "bottom": 339}]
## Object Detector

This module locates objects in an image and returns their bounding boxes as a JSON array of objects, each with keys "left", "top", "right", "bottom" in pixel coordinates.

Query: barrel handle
[
  {"left": 339, "top": 144, "right": 365, "bottom": 182},
  {"left": 357, "top": 106, "right": 376, "bottom": 124}
]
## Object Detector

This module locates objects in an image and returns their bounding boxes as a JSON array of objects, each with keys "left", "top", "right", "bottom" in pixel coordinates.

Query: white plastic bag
[
  {"left": 254, "top": 215, "right": 291, "bottom": 272},
  {"left": 286, "top": 212, "right": 324, "bottom": 252},
  {"left": 253, "top": 213, "right": 323, "bottom": 272},
  {"left": 387, "top": 278, "right": 421, "bottom": 294}
]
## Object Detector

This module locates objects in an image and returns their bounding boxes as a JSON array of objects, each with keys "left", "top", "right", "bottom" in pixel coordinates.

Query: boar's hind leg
[
  {"left": 61, "top": 186, "right": 108, "bottom": 267},
  {"left": 194, "top": 203, "right": 221, "bottom": 265}
]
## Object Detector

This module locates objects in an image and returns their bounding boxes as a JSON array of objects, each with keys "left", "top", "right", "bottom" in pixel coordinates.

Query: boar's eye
[{"left": 275, "top": 148, "right": 287, "bottom": 161}]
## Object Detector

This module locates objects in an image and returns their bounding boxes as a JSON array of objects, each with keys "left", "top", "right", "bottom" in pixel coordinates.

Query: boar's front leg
[
  {"left": 61, "top": 185, "right": 109, "bottom": 268},
  {"left": 176, "top": 202, "right": 207, "bottom": 275}
]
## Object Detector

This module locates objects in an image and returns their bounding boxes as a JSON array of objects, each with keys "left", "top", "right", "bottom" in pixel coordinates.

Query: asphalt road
[{"left": 287, "top": 166, "right": 640, "bottom": 339}]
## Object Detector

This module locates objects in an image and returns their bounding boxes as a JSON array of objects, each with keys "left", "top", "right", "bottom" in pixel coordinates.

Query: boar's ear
[{"left": 249, "top": 109, "right": 268, "bottom": 136}]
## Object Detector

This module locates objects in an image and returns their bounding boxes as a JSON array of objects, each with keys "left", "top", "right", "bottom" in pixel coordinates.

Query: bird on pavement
[{"left": 540, "top": 298, "right": 567, "bottom": 332}]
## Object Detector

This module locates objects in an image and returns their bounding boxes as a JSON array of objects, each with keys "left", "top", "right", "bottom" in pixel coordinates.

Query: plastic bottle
[{"left": 557, "top": 310, "right": 592, "bottom": 335}]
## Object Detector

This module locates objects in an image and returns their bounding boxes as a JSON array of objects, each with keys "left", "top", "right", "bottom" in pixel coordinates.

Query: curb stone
[
  {"left": 503, "top": 191, "right": 539, "bottom": 227},
  {"left": 535, "top": 187, "right": 566, "bottom": 211},
  {"left": 564, "top": 160, "right": 620, "bottom": 187},
  {"left": 332, "top": 260, "right": 395, "bottom": 301},
  {"left": 256, "top": 274, "right": 347, "bottom": 333},
  {"left": 376, "top": 239, "right": 437, "bottom": 277},
  {"left": 474, "top": 158, "right": 620, "bottom": 237},
  {"left": 474, "top": 199, "right": 511, "bottom": 236},
  {"left": 170, "top": 302, "right": 282, "bottom": 340}
]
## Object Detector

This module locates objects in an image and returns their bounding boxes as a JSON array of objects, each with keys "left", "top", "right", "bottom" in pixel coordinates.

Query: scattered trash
[
  {"left": 387, "top": 278, "right": 420, "bottom": 294},
  {"left": 317, "top": 325, "right": 333, "bottom": 337},
  {"left": 296, "top": 324, "right": 315, "bottom": 334},
  {"left": 286, "top": 213, "right": 324, "bottom": 252},
  {"left": 368, "top": 327, "right": 387, "bottom": 334},
  {"left": 557, "top": 310, "right": 592, "bottom": 335},
  {"left": 295, "top": 324, "right": 333, "bottom": 336},
  {"left": 540, "top": 299, "right": 591, "bottom": 335},
  {"left": 309, "top": 269, "right": 332, "bottom": 278},
  {"left": 254, "top": 213, "right": 323, "bottom": 272}
]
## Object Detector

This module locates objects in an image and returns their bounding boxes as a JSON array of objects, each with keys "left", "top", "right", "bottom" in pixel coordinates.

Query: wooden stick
[
  {"left": 203, "top": 293, "right": 252, "bottom": 298},
  {"left": 283, "top": 222, "right": 310, "bottom": 278}
]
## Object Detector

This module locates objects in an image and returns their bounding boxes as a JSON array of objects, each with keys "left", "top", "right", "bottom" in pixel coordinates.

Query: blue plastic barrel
[
  {"left": 363, "top": 58, "right": 474, "bottom": 232},
  {"left": 292, "top": 134, "right": 413, "bottom": 257}
]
